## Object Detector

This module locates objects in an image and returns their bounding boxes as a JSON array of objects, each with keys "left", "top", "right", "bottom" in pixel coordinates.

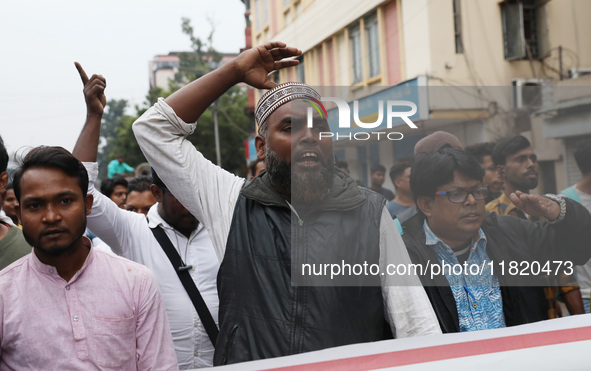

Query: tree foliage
[
  {"left": 97, "top": 99, "right": 132, "bottom": 179},
  {"left": 98, "top": 17, "right": 250, "bottom": 177}
]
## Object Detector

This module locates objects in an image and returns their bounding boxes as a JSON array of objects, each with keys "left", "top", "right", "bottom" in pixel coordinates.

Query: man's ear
[
  {"left": 15, "top": 204, "right": 21, "bottom": 223},
  {"left": 85, "top": 194, "right": 93, "bottom": 216},
  {"left": 416, "top": 196, "right": 434, "bottom": 218},
  {"left": 150, "top": 185, "right": 163, "bottom": 203},
  {"left": 255, "top": 134, "right": 266, "bottom": 161}
]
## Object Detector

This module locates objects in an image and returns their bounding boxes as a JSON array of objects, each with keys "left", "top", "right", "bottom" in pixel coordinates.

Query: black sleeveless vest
[{"left": 213, "top": 173, "right": 388, "bottom": 365}]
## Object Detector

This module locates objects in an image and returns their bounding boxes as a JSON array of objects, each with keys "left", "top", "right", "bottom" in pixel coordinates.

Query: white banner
[{"left": 208, "top": 314, "right": 591, "bottom": 370}]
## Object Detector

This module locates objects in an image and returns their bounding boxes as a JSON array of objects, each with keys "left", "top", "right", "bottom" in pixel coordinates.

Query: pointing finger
[{"left": 74, "top": 62, "right": 89, "bottom": 85}]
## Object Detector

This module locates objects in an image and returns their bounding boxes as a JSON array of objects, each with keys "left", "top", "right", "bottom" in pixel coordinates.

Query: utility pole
[{"left": 213, "top": 99, "right": 222, "bottom": 167}]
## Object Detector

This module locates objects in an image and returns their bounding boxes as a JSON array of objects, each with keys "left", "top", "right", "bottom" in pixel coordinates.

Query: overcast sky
[{"left": 0, "top": 0, "right": 246, "bottom": 157}]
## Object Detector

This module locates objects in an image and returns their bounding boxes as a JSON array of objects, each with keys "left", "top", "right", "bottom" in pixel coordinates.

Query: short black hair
[
  {"left": 370, "top": 163, "right": 386, "bottom": 174},
  {"left": 127, "top": 175, "right": 154, "bottom": 195},
  {"left": 0, "top": 135, "right": 8, "bottom": 173},
  {"left": 5, "top": 182, "right": 13, "bottom": 191},
  {"left": 465, "top": 142, "right": 496, "bottom": 165},
  {"left": 574, "top": 139, "right": 591, "bottom": 175},
  {"left": 150, "top": 168, "right": 166, "bottom": 190},
  {"left": 12, "top": 146, "right": 89, "bottom": 201},
  {"left": 410, "top": 147, "right": 484, "bottom": 202},
  {"left": 491, "top": 135, "right": 531, "bottom": 166},
  {"left": 389, "top": 161, "right": 413, "bottom": 185},
  {"left": 100, "top": 176, "right": 128, "bottom": 198}
]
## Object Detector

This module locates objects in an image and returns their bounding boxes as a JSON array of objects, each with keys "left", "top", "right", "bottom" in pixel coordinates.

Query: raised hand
[
  {"left": 164, "top": 41, "right": 301, "bottom": 123},
  {"left": 509, "top": 191, "right": 561, "bottom": 221},
  {"left": 75, "top": 62, "right": 107, "bottom": 117},
  {"left": 233, "top": 41, "right": 301, "bottom": 89}
]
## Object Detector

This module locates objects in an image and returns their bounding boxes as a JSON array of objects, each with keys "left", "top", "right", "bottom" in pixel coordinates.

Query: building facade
[{"left": 247, "top": 0, "right": 591, "bottom": 191}]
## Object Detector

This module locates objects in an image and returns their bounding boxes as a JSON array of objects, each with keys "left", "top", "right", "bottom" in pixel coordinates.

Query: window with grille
[
  {"left": 349, "top": 23, "right": 363, "bottom": 84},
  {"left": 365, "top": 12, "right": 381, "bottom": 77},
  {"left": 501, "top": 0, "right": 550, "bottom": 60}
]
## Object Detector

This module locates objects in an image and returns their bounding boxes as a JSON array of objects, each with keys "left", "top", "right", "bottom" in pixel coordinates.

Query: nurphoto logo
[{"left": 305, "top": 97, "right": 418, "bottom": 141}]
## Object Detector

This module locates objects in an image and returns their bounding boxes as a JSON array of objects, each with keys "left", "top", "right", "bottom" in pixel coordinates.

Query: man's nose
[
  {"left": 526, "top": 156, "right": 537, "bottom": 168},
  {"left": 298, "top": 125, "right": 318, "bottom": 144},
  {"left": 42, "top": 205, "right": 62, "bottom": 223},
  {"left": 465, "top": 192, "right": 478, "bottom": 205}
]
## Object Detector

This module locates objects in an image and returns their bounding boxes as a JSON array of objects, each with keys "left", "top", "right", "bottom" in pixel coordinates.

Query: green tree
[
  {"left": 109, "top": 114, "right": 146, "bottom": 167},
  {"left": 97, "top": 99, "right": 128, "bottom": 179},
  {"left": 186, "top": 86, "right": 250, "bottom": 175},
  {"left": 174, "top": 17, "right": 250, "bottom": 175},
  {"left": 171, "top": 17, "right": 222, "bottom": 90},
  {"left": 100, "top": 17, "right": 251, "bottom": 176}
]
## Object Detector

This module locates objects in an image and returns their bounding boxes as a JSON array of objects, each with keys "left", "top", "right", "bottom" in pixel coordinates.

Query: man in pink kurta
[{"left": 0, "top": 145, "right": 177, "bottom": 370}]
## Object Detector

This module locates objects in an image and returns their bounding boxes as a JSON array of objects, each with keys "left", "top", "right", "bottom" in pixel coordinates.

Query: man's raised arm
[
  {"left": 133, "top": 42, "right": 301, "bottom": 260},
  {"left": 166, "top": 41, "right": 300, "bottom": 122},
  {"left": 71, "top": 63, "right": 146, "bottom": 257},
  {"left": 72, "top": 62, "right": 106, "bottom": 162}
]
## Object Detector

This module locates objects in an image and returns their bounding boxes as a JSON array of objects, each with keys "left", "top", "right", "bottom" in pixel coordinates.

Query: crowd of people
[{"left": 0, "top": 42, "right": 590, "bottom": 369}]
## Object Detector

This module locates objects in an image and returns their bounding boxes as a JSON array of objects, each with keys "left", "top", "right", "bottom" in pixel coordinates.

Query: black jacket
[
  {"left": 401, "top": 199, "right": 591, "bottom": 333},
  {"left": 213, "top": 171, "right": 388, "bottom": 365}
]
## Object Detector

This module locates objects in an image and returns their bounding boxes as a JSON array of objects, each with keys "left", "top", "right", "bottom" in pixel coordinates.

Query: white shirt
[
  {"left": 84, "top": 162, "right": 220, "bottom": 369},
  {"left": 132, "top": 98, "right": 441, "bottom": 339}
]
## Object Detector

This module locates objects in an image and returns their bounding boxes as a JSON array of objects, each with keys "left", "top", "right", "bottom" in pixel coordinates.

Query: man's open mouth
[{"left": 296, "top": 152, "right": 320, "bottom": 167}]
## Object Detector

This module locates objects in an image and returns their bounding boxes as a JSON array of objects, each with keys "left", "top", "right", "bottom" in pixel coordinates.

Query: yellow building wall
[{"left": 422, "top": 0, "right": 591, "bottom": 87}]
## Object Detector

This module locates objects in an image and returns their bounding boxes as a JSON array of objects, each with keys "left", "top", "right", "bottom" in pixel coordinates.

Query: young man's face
[
  {"left": 125, "top": 190, "right": 156, "bottom": 216},
  {"left": 110, "top": 185, "right": 127, "bottom": 209},
  {"left": 370, "top": 171, "right": 385, "bottom": 188},
  {"left": 502, "top": 147, "right": 538, "bottom": 192},
  {"left": 3, "top": 188, "right": 19, "bottom": 220},
  {"left": 394, "top": 167, "right": 412, "bottom": 195},
  {"left": 152, "top": 186, "right": 198, "bottom": 237},
  {"left": 17, "top": 167, "right": 91, "bottom": 256},
  {"left": 419, "top": 170, "right": 486, "bottom": 247},
  {"left": 256, "top": 100, "right": 334, "bottom": 203},
  {"left": 481, "top": 155, "right": 503, "bottom": 195}
]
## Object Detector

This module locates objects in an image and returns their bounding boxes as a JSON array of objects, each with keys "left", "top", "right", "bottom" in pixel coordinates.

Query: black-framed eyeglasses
[{"left": 435, "top": 186, "right": 488, "bottom": 204}]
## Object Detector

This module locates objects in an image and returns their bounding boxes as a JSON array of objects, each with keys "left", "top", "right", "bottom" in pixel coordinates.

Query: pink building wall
[{"left": 384, "top": 1, "right": 402, "bottom": 85}]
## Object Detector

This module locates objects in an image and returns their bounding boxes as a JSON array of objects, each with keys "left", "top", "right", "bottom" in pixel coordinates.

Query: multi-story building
[
  {"left": 149, "top": 54, "right": 180, "bottom": 91},
  {"left": 247, "top": 0, "right": 591, "bottom": 191},
  {"left": 149, "top": 52, "right": 239, "bottom": 91}
]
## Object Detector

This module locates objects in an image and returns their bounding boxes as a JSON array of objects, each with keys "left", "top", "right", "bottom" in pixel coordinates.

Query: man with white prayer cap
[{"left": 133, "top": 42, "right": 441, "bottom": 365}]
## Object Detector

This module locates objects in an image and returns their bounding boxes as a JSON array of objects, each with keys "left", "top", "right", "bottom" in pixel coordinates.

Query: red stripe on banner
[{"left": 268, "top": 326, "right": 591, "bottom": 371}]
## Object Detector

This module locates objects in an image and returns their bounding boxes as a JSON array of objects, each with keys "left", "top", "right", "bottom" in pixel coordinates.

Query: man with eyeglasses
[
  {"left": 486, "top": 135, "right": 584, "bottom": 318},
  {"left": 400, "top": 146, "right": 591, "bottom": 333}
]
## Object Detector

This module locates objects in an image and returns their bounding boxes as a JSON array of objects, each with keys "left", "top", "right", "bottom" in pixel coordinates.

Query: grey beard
[{"left": 264, "top": 147, "right": 334, "bottom": 204}]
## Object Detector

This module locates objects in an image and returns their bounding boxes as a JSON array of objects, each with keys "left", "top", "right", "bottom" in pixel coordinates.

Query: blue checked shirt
[{"left": 424, "top": 221, "right": 506, "bottom": 332}]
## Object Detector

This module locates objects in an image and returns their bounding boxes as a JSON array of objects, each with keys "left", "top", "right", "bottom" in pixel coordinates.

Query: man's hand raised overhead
[{"left": 75, "top": 62, "right": 107, "bottom": 117}]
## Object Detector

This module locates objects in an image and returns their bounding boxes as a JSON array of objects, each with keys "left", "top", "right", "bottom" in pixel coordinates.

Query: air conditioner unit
[
  {"left": 568, "top": 68, "right": 591, "bottom": 79},
  {"left": 512, "top": 78, "right": 553, "bottom": 111}
]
